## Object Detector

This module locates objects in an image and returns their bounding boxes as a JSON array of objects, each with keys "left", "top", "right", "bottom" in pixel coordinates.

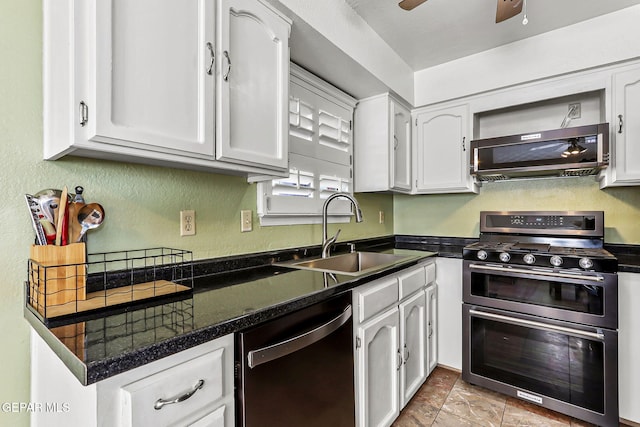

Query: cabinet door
[
  {"left": 216, "top": 0, "right": 290, "bottom": 170},
  {"left": 618, "top": 272, "right": 640, "bottom": 423},
  {"left": 390, "top": 100, "right": 412, "bottom": 191},
  {"left": 425, "top": 284, "right": 438, "bottom": 374},
  {"left": 89, "top": 0, "right": 215, "bottom": 156},
  {"left": 612, "top": 68, "right": 640, "bottom": 183},
  {"left": 356, "top": 308, "right": 400, "bottom": 427},
  {"left": 415, "top": 104, "right": 475, "bottom": 193},
  {"left": 399, "top": 291, "right": 427, "bottom": 407}
]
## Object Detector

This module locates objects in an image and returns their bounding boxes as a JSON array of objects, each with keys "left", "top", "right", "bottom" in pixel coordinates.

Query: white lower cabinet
[
  {"left": 31, "top": 332, "right": 234, "bottom": 427},
  {"left": 358, "top": 306, "right": 401, "bottom": 427},
  {"left": 618, "top": 272, "right": 640, "bottom": 424},
  {"left": 399, "top": 291, "right": 427, "bottom": 407},
  {"left": 353, "top": 260, "right": 437, "bottom": 427}
]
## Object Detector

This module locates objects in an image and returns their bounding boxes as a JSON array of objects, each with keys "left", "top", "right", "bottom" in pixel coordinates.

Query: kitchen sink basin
[{"left": 275, "top": 251, "right": 420, "bottom": 276}]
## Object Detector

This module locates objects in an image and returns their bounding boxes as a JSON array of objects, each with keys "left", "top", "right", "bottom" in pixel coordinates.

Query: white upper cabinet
[
  {"left": 414, "top": 104, "right": 478, "bottom": 194},
  {"left": 89, "top": 0, "right": 215, "bottom": 157},
  {"left": 216, "top": 0, "right": 290, "bottom": 170},
  {"left": 354, "top": 93, "right": 412, "bottom": 193},
  {"left": 43, "top": 0, "right": 290, "bottom": 178},
  {"left": 608, "top": 67, "right": 640, "bottom": 185}
]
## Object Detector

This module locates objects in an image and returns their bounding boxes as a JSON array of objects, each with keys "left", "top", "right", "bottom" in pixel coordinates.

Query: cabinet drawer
[
  {"left": 187, "top": 404, "right": 226, "bottom": 427},
  {"left": 356, "top": 277, "right": 399, "bottom": 323},
  {"left": 425, "top": 262, "right": 436, "bottom": 285},
  {"left": 399, "top": 265, "right": 426, "bottom": 299},
  {"left": 121, "top": 346, "right": 227, "bottom": 427}
]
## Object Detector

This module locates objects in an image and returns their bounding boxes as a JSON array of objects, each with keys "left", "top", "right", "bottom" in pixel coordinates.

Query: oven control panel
[{"left": 480, "top": 211, "right": 603, "bottom": 236}]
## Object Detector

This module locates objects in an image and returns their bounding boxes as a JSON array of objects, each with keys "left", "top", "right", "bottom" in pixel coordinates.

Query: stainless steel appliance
[
  {"left": 462, "top": 211, "right": 619, "bottom": 427},
  {"left": 236, "top": 292, "right": 355, "bottom": 427},
  {"left": 470, "top": 123, "right": 609, "bottom": 181}
]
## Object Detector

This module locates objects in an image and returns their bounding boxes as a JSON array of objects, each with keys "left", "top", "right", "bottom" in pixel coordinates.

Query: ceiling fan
[{"left": 398, "top": 0, "right": 526, "bottom": 24}]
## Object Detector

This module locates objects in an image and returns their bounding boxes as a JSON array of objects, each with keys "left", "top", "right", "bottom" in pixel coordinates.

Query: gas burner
[{"left": 463, "top": 211, "right": 617, "bottom": 273}]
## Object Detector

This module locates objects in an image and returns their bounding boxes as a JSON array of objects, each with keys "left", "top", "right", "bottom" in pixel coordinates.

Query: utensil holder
[{"left": 28, "top": 243, "right": 87, "bottom": 314}]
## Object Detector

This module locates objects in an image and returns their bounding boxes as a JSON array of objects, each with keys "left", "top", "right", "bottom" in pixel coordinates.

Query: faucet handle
[
  {"left": 347, "top": 243, "right": 356, "bottom": 253},
  {"left": 322, "top": 228, "right": 341, "bottom": 258}
]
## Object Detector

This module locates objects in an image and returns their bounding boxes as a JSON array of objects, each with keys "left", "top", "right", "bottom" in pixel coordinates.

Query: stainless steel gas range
[{"left": 462, "top": 211, "right": 619, "bottom": 427}]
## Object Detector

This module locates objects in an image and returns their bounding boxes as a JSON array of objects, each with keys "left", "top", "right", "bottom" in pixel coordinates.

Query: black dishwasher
[{"left": 235, "top": 292, "right": 355, "bottom": 427}]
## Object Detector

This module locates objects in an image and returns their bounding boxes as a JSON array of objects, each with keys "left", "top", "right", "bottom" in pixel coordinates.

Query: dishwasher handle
[{"left": 247, "top": 305, "right": 352, "bottom": 369}]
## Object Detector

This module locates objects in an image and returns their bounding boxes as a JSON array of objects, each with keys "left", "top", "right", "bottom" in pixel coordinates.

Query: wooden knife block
[{"left": 29, "top": 243, "right": 87, "bottom": 314}]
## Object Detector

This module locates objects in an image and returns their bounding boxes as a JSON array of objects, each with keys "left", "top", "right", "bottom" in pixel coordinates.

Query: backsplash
[{"left": 394, "top": 176, "right": 640, "bottom": 244}]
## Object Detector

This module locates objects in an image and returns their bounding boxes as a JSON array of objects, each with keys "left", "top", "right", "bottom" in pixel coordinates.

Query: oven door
[
  {"left": 462, "top": 304, "right": 619, "bottom": 427},
  {"left": 463, "top": 261, "right": 618, "bottom": 329}
]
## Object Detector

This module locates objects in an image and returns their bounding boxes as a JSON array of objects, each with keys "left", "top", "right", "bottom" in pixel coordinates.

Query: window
[{"left": 257, "top": 64, "right": 356, "bottom": 226}]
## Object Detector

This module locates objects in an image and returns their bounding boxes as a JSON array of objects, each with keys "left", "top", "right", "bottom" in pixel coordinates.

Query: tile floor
[{"left": 393, "top": 367, "right": 626, "bottom": 427}]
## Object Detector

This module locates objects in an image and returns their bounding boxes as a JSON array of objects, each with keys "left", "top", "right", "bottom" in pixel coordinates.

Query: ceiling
[{"left": 343, "top": 0, "right": 640, "bottom": 71}]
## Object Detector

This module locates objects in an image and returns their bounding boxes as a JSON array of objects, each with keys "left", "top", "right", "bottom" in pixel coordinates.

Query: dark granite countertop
[
  {"left": 24, "top": 234, "right": 640, "bottom": 386},
  {"left": 25, "top": 236, "right": 437, "bottom": 385}
]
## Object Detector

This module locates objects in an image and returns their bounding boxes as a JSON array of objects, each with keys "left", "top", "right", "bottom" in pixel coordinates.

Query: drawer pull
[{"left": 154, "top": 379, "right": 205, "bottom": 410}]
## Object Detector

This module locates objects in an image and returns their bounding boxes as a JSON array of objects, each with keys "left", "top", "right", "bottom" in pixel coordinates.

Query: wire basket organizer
[{"left": 27, "top": 246, "right": 193, "bottom": 323}]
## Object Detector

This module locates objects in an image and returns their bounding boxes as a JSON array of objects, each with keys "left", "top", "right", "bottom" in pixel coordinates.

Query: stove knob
[
  {"left": 550, "top": 255, "right": 563, "bottom": 267},
  {"left": 499, "top": 252, "right": 511, "bottom": 263},
  {"left": 477, "top": 250, "right": 488, "bottom": 261},
  {"left": 579, "top": 257, "right": 594, "bottom": 270},
  {"left": 523, "top": 253, "right": 536, "bottom": 265}
]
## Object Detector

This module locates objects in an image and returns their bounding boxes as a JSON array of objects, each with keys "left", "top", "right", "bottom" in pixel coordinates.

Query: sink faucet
[{"left": 321, "top": 193, "right": 364, "bottom": 258}]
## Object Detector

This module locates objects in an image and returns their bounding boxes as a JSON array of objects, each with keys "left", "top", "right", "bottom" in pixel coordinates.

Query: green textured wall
[
  {"left": 0, "top": 2, "right": 392, "bottom": 425},
  {"left": 394, "top": 177, "right": 640, "bottom": 243}
]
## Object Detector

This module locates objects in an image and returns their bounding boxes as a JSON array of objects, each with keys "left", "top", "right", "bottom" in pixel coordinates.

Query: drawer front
[
  {"left": 357, "top": 277, "right": 399, "bottom": 323},
  {"left": 121, "top": 346, "right": 226, "bottom": 427},
  {"left": 425, "top": 262, "right": 436, "bottom": 285},
  {"left": 187, "top": 404, "right": 226, "bottom": 427},
  {"left": 399, "top": 265, "right": 427, "bottom": 299}
]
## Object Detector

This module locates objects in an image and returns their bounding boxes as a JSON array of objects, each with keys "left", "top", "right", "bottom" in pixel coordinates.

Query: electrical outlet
[
  {"left": 568, "top": 103, "right": 581, "bottom": 119},
  {"left": 379, "top": 210, "right": 385, "bottom": 224},
  {"left": 180, "top": 210, "right": 196, "bottom": 236},
  {"left": 241, "top": 210, "right": 252, "bottom": 232}
]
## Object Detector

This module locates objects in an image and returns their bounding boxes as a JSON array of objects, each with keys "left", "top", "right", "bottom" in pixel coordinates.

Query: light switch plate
[{"left": 241, "top": 210, "right": 252, "bottom": 232}]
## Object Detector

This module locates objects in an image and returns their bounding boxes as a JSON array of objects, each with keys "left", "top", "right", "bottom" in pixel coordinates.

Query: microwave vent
[
  {"left": 561, "top": 167, "right": 599, "bottom": 177},
  {"left": 477, "top": 174, "right": 510, "bottom": 182}
]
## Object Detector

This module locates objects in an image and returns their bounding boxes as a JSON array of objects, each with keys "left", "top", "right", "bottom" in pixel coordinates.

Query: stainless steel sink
[{"left": 275, "top": 251, "right": 419, "bottom": 276}]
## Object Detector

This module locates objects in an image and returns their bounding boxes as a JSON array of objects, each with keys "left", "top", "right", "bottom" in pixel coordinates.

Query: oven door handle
[
  {"left": 247, "top": 305, "right": 352, "bottom": 369},
  {"left": 469, "top": 309, "right": 605, "bottom": 341},
  {"left": 469, "top": 263, "right": 604, "bottom": 282}
]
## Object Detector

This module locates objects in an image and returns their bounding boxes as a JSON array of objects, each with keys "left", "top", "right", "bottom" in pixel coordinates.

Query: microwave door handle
[
  {"left": 247, "top": 305, "right": 352, "bottom": 369},
  {"left": 469, "top": 263, "right": 604, "bottom": 282},
  {"left": 469, "top": 309, "right": 605, "bottom": 341}
]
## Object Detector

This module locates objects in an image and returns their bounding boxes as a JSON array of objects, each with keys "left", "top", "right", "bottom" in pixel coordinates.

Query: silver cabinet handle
[
  {"left": 403, "top": 343, "right": 410, "bottom": 364},
  {"left": 396, "top": 348, "right": 403, "bottom": 371},
  {"left": 79, "top": 101, "right": 88, "bottom": 127},
  {"left": 247, "top": 305, "right": 352, "bottom": 368},
  {"left": 462, "top": 136, "right": 466, "bottom": 152},
  {"left": 393, "top": 135, "right": 399, "bottom": 150},
  {"left": 223, "top": 50, "right": 231, "bottom": 81},
  {"left": 618, "top": 114, "right": 624, "bottom": 134},
  {"left": 469, "top": 263, "right": 604, "bottom": 282},
  {"left": 154, "top": 379, "right": 205, "bottom": 410},
  {"left": 469, "top": 309, "right": 605, "bottom": 341},
  {"left": 206, "top": 42, "right": 215, "bottom": 75}
]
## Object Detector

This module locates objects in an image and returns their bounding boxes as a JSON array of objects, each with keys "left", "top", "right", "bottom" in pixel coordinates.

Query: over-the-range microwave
[{"left": 470, "top": 123, "right": 609, "bottom": 181}]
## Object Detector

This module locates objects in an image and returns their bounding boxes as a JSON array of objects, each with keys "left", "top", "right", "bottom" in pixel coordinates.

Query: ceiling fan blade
[
  {"left": 496, "top": 0, "right": 523, "bottom": 23},
  {"left": 398, "top": 0, "right": 428, "bottom": 11}
]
